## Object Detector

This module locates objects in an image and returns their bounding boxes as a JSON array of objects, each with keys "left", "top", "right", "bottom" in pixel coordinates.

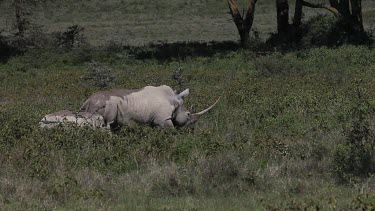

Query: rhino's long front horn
[{"left": 190, "top": 97, "right": 221, "bottom": 123}]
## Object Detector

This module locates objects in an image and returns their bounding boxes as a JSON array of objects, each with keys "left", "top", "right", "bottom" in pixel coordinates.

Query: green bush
[
  {"left": 299, "top": 15, "right": 374, "bottom": 47},
  {"left": 351, "top": 193, "right": 375, "bottom": 210},
  {"left": 80, "top": 60, "right": 115, "bottom": 88},
  {"left": 53, "top": 25, "right": 86, "bottom": 49},
  {"left": 334, "top": 88, "right": 375, "bottom": 183},
  {"left": 267, "top": 15, "right": 374, "bottom": 49}
]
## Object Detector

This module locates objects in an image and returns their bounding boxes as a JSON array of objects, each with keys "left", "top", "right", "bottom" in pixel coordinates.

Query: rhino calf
[{"left": 39, "top": 110, "right": 106, "bottom": 129}]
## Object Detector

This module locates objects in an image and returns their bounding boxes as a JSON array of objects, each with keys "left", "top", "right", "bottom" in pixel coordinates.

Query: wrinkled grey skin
[
  {"left": 81, "top": 85, "right": 190, "bottom": 128},
  {"left": 79, "top": 88, "right": 142, "bottom": 116}
]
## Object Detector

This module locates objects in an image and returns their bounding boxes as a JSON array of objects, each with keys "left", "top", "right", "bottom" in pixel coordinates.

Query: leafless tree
[
  {"left": 227, "top": 0, "right": 257, "bottom": 48},
  {"left": 12, "top": 0, "right": 50, "bottom": 36}
]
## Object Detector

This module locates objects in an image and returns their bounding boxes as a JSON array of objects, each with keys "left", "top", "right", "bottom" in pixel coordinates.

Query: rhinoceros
[
  {"left": 39, "top": 110, "right": 106, "bottom": 129},
  {"left": 80, "top": 85, "right": 220, "bottom": 129}
]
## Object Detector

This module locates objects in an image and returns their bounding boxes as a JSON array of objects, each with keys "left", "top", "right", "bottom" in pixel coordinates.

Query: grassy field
[
  {"left": 0, "top": 0, "right": 375, "bottom": 210},
  {"left": 0, "top": 0, "right": 374, "bottom": 45},
  {"left": 0, "top": 45, "right": 374, "bottom": 210}
]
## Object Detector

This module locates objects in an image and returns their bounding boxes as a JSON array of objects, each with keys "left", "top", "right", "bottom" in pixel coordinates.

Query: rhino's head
[{"left": 172, "top": 89, "right": 220, "bottom": 128}]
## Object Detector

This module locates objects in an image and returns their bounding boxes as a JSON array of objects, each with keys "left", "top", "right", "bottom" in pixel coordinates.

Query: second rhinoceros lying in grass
[{"left": 39, "top": 110, "right": 106, "bottom": 129}]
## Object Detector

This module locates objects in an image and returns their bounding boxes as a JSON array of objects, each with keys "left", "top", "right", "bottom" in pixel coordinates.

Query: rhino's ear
[{"left": 177, "top": 89, "right": 189, "bottom": 99}]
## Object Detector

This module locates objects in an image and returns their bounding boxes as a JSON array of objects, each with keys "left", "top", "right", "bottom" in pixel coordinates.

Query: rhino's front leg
[
  {"left": 154, "top": 117, "right": 174, "bottom": 128},
  {"left": 163, "top": 119, "right": 174, "bottom": 128}
]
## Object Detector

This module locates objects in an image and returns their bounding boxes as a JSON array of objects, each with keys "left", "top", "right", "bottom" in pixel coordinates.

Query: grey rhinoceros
[{"left": 80, "top": 85, "right": 220, "bottom": 129}]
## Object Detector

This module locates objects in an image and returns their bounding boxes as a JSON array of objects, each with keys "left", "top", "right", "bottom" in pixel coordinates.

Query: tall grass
[{"left": 0, "top": 44, "right": 374, "bottom": 210}]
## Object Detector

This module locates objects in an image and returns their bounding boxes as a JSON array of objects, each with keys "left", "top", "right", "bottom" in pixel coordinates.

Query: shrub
[
  {"left": 0, "top": 25, "right": 57, "bottom": 63},
  {"left": 299, "top": 15, "right": 373, "bottom": 47},
  {"left": 266, "top": 15, "right": 374, "bottom": 49},
  {"left": 53, "top": 25, "right": 86, "bottom": 49},
  {"left": 171, "top": 67, "right": 184, "bottom": 92},
  {"left": 299, "top": 15, "right": 342, "bottom": 47},
  {"left": 80, "top": 60, "right": 115, "bottom": 88},
  {"left": 0, "top": 34, "right": 20, "bottom": 63},
  {"left": 334, "top": 88, "right": 375, "bottom": 182},
  {"left": 351, "top": 193, "right": 375, "bottom": 210}
]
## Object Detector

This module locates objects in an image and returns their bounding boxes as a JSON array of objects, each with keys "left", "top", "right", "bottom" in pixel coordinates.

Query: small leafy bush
[
  {"left": 171, "top": 67, "right": 184, "bottom": 91},
  {"left": 351, "top": 193, "right": 375, "bottom": 210},
  {"left": 299, "top": 15, "right": 373, "bottom": 47},
  {"left": 53, "top": 25, "right": 86, "bottom": 49},
  {"left": 267, "top": 15, "right": 374, "bottom": 48},
  {"left": 334, "top": 88, "right": 375, "bottom": 182},
  {"left": 80, "top": 60, "right": 115, "bottom": 87}
]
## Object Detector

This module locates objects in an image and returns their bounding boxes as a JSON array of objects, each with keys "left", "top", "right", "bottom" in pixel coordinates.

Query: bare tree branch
[
  {"left": 276, "top": 0, "right": 290, "bottom": 33},
  {"left": 227, "top": 0, "right": 244, "bottom": 30},
  {"left": 293, "top": 0, "right": 303, "bottom": 27},
  {"left": 301, "top": 0, "right": 340, "bottom": 17},
  {"left": 227, "top": 0, "right": 257, "bottom": 47},
  {"left": 328, "top": 0, "right": 339, "bottom": 9},
  {"left": 244, "top": 0, "right": 257, "bottom": 31}
]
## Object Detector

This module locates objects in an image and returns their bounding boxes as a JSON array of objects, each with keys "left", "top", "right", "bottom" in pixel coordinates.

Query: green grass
[
  {"left": 0, "top": 0, "right": 375, "bottom": 210},
  {"left": 0, "top": 45, "right": 374, "bottom": 210},
  {"left": 0, "top": 0, "right": 374, "bottom": 45}
]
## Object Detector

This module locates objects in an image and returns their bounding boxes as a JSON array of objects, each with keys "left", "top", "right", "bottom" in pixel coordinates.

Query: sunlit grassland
[
  {"left": 0, "top": 0, "right": 374, "bottom": 209},
  {"left": 0, "top": 45, "right": 374, "bottom": 210}
]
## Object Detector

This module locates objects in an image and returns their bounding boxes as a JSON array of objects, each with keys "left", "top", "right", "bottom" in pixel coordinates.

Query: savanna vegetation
[{"left": 0, "top": 0, "right": 375, "bottom": 210}]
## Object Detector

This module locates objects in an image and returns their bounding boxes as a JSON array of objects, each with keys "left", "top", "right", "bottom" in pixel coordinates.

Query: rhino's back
[
  {"left": 104, "top": 86, "right": 179, "bottom": 125},
  {"left": 80, "top": 88, "right": 142, "bottom": 115}
]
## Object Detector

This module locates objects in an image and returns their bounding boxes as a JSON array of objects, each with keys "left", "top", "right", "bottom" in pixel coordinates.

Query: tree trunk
[
  {"left": 350, "top": 0, "right": 364, "bottom": 32},
  {"left": 338, "top": 0, "right": 351, "bottom": 18},
  {"left": 239, "top": 30, "right": 250, "bottom": 47},
  {"left": 14, "top": 0, "right": 27, "bottom": 36},
  {"left": 227, "top": 0, "right": 257, "bottom": 48},
  {"left": 293, "top": 0, "right": 303, "bottom": 27},
  {"left": 276, "top": 0, "right": 289, "bottom": 34}
]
